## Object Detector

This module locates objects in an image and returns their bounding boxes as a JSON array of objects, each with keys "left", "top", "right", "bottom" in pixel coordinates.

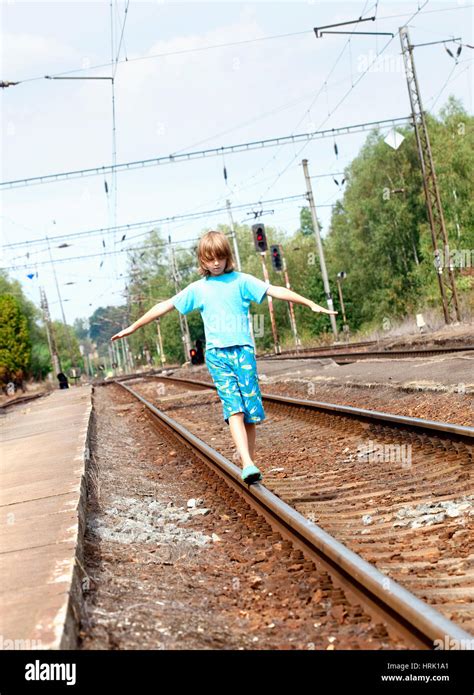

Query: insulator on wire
[
  {"left": 445, "top": 46, "right": 454, "bottom": 58},
  {"left": 121, "top": 234, "right": 126, "bottom": 242},
  {"left": 102, "top": 239, "right": 105, "bottom": 248},
  {"left": 341, "top": 177, "right": 346, "bottom": 185},
  {"left": 223, "top": 166, "right": 228, "bottom": 182},
  {"left": 333, "top": 178, "right": 339, "bottom": 187},
  {"left": 104, "top": 180, "right": 109, "bottom": 194},
  {"left": 334, "top": 142, "right": 339, "bottom": 157},
  {"left": 457, "top": 45, "right": 462, "bottom": 58}
]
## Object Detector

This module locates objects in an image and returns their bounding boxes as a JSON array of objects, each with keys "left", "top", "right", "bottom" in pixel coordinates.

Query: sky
[{"left": 1, "top": 0, "right": 472, "bottom": 325}]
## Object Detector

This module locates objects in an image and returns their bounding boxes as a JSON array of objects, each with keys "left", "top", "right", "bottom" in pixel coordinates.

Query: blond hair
[{"left": 197, "top": 230, "right": 236, "bottom": 277}]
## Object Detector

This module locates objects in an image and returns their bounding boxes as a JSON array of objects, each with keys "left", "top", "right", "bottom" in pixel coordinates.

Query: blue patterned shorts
[{"left": 205, "top": 344, "right": 266, "bottom": 425}]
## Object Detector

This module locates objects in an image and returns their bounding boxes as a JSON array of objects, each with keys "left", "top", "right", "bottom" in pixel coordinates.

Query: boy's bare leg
[
  {"left": 245, "top": 422, "right": 256, "bottom": 459},
  {"left": 228, "top": 413, "right": 255, "bottom": 468}
]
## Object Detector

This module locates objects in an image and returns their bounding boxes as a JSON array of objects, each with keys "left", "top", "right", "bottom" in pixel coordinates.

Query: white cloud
[{"left": 2, "top": 33, "right": 78, "bottom": 76}]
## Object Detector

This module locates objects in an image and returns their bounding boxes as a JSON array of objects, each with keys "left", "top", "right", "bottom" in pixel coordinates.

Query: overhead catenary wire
[
  {"left": 426, "top": 58, "right": 472, "bottom": 110},
  {"left": 255, "top": 0, "right": 432, "bottom": 203},
  {"left": 4, "top": 3, "right": 471, "bottom": 87},
  {"left": 2, "top": 198, "right": 340, "bottom": 272},
  {"left": 228, "top": 0, "right": 374, "bottom": 206},
  {"left": 2, "top": 188, "right": 343, "bottom": 250},
  {"left": 249, "top": 0, "right": 380, "bottom": 202},
  {"left": 0, "top": 116, "right": 410, "bottom": 189}
]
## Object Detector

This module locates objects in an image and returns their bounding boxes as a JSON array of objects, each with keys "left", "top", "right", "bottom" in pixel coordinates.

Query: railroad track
[
  {"left": 260, "top": 339, "right": 379, "bottom": 358},
  {"left": 107, "top": 376, "right": 473, "bottom": 648},
  {"left": 260, "top": 345, "right": 474, "bottom": 363},
  {"left": 0, "top": 391, "right": 48, "bottom": 412}
]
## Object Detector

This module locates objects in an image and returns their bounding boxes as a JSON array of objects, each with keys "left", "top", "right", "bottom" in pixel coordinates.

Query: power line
[
  {"left": 234, "top": 0, "right": 375, "bottom": 205},
  {"left": 0, "top": 116, "right": 410, "bottom": 190},
  {"left": 10, "top": 29, "right": 311, "bottom": 86},
  {"left": 256, "top": 1, "right": 432, "bottom": 202},
  {"left": 113, "top": 0, "right": 130, "bottom": 78},
  {"left": 427, "top": 58, "right": 472, "bottom": 110},
  {"left": 1, "top": 198, "right": 340, "bottom": 271},
  {"left": 5, "top": 4, "right": 471, "bottom": 88},
  {"left": 1, "top": 190, "right": 340, "bottom": 249},
  {"left": 2, "top": 243, "right": 173, "bottom": 271}
]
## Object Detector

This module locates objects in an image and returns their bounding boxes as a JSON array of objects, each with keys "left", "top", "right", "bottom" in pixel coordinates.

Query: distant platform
[{"left": 0, "top": 386, "right": 92, "bottom": 650}]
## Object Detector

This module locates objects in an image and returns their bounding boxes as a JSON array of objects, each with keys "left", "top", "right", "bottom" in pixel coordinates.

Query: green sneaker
[{"left": 241, "top": 464, "right": 263, "bottom": 485}]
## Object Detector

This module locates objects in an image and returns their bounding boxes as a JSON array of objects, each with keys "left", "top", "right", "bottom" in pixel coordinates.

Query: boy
[{"left": 111, "top": 231, "right": 337, "bottom": 484}]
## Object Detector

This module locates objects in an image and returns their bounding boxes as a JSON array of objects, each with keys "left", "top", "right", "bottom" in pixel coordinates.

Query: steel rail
[
  {"left": 145, "top": 375, "right": 474, "bottom": 441},
  {"left": 261, "top": 346, "right": 474, "bottom": 361}
]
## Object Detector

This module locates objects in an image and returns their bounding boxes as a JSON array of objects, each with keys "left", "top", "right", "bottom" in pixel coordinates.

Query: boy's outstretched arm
[
  {"left": 266, "top": 285, "right": 338, "bottom": 315},
  {"left": 110, "top": 298, "right": 176, "bottom": 341}
]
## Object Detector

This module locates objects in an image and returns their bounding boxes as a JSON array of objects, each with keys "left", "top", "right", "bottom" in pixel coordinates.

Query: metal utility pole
[
  {"left": 46, "top": 236, "right": 78, "bottom": 369},
  {"left": 156, "top": 318, "right": 166, "bottom": 367},
  {"left": 399, "top": 26, "right": 461, "bottom": 324},
  {"left": 168, "top": 235, "right": 192, "bottom": 361},
  {"left": 39, "top": 287, "right": 61, "bottom": 375},
  {"left": 279, "top": 245, "right": 301, "bottom": 349},
  {"left": 259, "top": 253, "right": 280, "bottom": 354},
  {"left": 227, "top": 198, "right": 259, "bottom": 347},
  {"left": 226, "top": 199, "right": 242, "bottom": 271},
  {"left": 122, "top": 312, "right": 134, "bottom": 374},
  {"left": 113, "top": 338, "right": 121, "bottom": 371},
  {"left": 302, "top": 159, "right": 338, "bottom": 339},
  {"left": 336, "top": 271, "right": 349, "bottom": 336}
]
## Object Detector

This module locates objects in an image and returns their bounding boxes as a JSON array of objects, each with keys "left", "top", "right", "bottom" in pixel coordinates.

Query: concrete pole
[
  {"left": 302, "top": 159, "right": 338, "bottom": 340},
  {"left": 280, "top": 247, "right": 301, "bottom": 348},
  {"left": 168, "top": 236, "right": 192, "bottom": 361},
  {"left": 260, "top": 253, "right": 280, "bottom": 354},
  {"left": 226, "top": 199, "right": 242, "bottom": 271},
  {"left": 156, "top": 318, "right": 166, "bottom": 367}
]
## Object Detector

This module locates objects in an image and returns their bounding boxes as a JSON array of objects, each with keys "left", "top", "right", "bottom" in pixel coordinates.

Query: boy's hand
[
  {"left": 111, "top": 326, "right": 135, "bottom": 341},
  {"left": 309, "top": 302, "right": 338, "bottom": 316}
]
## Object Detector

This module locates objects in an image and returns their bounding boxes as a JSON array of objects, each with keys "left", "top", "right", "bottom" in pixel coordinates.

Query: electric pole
[
  {"left": 280, "top": 246, "right": 301, "bottom": 348},
  {"left": 399, "top": 25, "right": 461, "bottom": 323},
  {"left": 46, "top": 236, "right": 78, "bottom": 369},
  {"left": 226, "top": 199, "right": 242, "bottom": 271},
  {"left": 259, "top": 252, "right": 280, "bottom": 354},
  {"left": 156, "top": 318, "right": 166, "bottom": 367},
  {"left": 168, "top": 235, "right": 192, "bottom": 361},
  {"left": 39, "top": 286, "right": 61, "bottom": 376},
  {"left": 302, "top": 159, "right": 339, "bottom": 339}
]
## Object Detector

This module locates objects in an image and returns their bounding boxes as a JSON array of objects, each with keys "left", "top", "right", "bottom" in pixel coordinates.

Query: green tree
[
  {"left": 324, "top": 97, "right": 474, "bottom": 329},
  {"left": 52, "top": 321, "right": 83, "bottom": 374},
  {"left": 0, "top": 294, "right": 31, "bottom": 385},
  {"left": 0, "top": 271, "right": 51, "bottom": 378}
]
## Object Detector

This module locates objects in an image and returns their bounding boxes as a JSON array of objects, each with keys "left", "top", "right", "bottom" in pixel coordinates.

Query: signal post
[
  {"left": 252, "top": 224, "right": 281, "bottom": 355},
  {"left": 271, "top": 244, "right": 301, "bottom": 349}
]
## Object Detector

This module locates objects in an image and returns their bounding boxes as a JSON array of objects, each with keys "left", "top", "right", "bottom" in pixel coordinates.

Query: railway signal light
[
  {"left": 190, "top": 340, "right": 204, "bottom": 365},
  {"left": 252, "top": 223, "right": 268, "bottom": 253},
  {"left": 270, "top": 245, "right": 283, "bottom": 271}
]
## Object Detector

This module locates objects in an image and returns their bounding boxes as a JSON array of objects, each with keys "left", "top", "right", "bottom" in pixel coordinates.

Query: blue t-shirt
[{"left": 171, "top": 270, "right": 270, "bottom": 350}]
